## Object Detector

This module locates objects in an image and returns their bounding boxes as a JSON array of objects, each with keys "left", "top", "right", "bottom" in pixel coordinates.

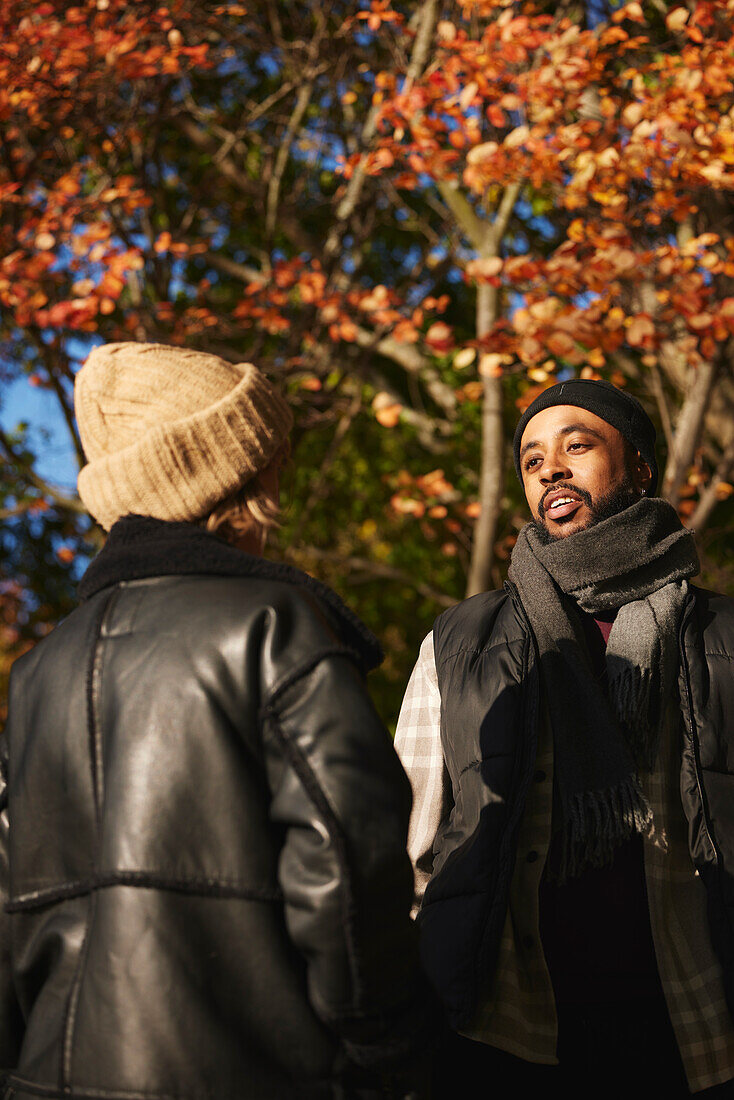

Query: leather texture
[
  {"left": 1, "top": 553, "right": 424, "bottom": 1099},
  {"left": 425, "top": 584, "right": 734, "bottom": 1031}
]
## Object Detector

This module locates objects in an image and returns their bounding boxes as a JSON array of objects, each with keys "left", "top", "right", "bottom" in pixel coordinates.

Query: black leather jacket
[
  {"left": 422, "top": 582, "right": 734, "bottom": 1030},
  {"left": 0, "top": 518, "right": 429, "bottom": 1100}
]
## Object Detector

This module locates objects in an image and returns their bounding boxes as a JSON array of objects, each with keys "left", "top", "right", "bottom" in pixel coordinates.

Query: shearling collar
[{"left": 78, "top": 515, "right": 383, "bottom": 671}]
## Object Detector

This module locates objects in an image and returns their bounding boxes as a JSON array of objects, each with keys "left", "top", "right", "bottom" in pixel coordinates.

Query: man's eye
[
  {"left": 525, "top": 456, "right": 541, "bottom": 470},
  {"left": 568, "top": 441, "right": 588, "bottom": 451}
]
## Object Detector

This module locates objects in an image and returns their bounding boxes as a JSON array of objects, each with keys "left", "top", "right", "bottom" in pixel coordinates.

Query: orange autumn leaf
[{"left": 626, "top": 315, "right": 656, "bottom": 346}]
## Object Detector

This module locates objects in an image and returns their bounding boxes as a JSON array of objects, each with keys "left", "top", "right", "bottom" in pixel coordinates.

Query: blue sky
[{"left": 1, "top": 378, "right": 79, "bottom": 492}]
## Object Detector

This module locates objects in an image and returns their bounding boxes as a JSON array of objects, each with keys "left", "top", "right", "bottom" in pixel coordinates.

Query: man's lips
[{"left": 542, "top": 489, "right": 584, "bottom": 521}]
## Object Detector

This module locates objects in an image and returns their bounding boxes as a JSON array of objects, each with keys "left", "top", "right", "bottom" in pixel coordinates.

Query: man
[
  {"left": 1, "top": 342, "right": 432, "bottom": 1099},
  {"left": 396, "top": 378, "right": 734, "bottom": 1096}
]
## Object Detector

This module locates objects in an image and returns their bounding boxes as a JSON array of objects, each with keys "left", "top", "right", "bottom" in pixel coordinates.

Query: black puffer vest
[{"left": 420, "top": 583, "right": 734, "bottom": 1031}]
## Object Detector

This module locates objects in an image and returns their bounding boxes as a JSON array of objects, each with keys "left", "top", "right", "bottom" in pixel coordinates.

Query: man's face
[{"left": 518, "top": 405, "right": 650, "bottom": 540}]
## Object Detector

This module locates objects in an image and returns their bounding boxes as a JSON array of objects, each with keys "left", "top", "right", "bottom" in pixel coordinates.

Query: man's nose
[{"left": 539, "top": 455, "right": 571, "bottom": 483}]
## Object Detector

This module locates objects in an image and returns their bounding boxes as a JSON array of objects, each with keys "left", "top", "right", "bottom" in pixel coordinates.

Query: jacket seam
[
  {"left": 264, "top": 645, "right": 363, "bottom": 709},
  {"left": 435, "top": 636, "right": 527, "bottom": 670},
  {"left": 60, "top": 892, "right": 98, "bottom": 1095},
  {"left": 4, "top": 1073, "right": 208, "bottom": 1099},
  {"left": 61, "top": 591, "right": 116, "bottom": 1093},
  {"left": 86, "top": 592, "right": 116, "bottom": 834},
  {"left": 259, "top": 705, "right": 363, "bottom": 1007},
  {"left": 6, "top": 873, "right": 283, "bottom": 912}
]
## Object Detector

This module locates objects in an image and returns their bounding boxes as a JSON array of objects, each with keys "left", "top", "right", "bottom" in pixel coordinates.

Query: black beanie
[{"left": 513, "top": 378, "right": 658, "bottom": 491}]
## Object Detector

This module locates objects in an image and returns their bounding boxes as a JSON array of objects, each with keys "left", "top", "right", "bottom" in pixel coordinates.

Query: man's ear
[{"left": 633, "top": 454, "right": 653, "bottom": 495}]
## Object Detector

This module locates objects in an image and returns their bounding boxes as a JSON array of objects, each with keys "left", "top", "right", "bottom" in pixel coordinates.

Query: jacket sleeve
[{"left": 260, "top": 644, "right": 434, "bottom": 1070}]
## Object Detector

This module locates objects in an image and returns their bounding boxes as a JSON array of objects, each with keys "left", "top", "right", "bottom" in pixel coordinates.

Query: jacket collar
[{"left": 78, "top": 515, "right": 383, "bottom": 671}]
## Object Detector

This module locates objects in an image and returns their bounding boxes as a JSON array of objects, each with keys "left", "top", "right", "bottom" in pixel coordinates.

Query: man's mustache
[{"left": 538, "top": 482, "right": 593, "bottom": 517}]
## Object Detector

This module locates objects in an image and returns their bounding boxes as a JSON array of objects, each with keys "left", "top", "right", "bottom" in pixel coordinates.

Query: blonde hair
[{"left": 204, "top": 442, "right": 289, "bottom": 548}]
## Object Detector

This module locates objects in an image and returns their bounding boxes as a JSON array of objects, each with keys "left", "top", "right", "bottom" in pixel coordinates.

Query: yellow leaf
[
  {"left": 459, "top": 82, "right": 478, "bottom": 112},
  {"left": 478, "top": 353, "right": 503, "bottom": 377},
  {"left": 35, "top": 232, "right": 56, "bottom": 251},
  {"left": 466, "top": 141, "right": 499, "bottom": 165},
  {"left": 504, "top": 125, "right": 530, "bottom": 149},
  {"left": 453, "top": 347, "right": 476, "bottom": 369},
  {"left": 665, "top": 7, "right": 689, "bottom": 30},
  {"left": 466, "top": 256, "right": 503, "bottom": 279}
]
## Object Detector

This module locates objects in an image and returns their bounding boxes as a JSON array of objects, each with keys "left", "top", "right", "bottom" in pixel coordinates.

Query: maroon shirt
[{"left": 538, "top": 608, "right": 663, "bottom": 1006}]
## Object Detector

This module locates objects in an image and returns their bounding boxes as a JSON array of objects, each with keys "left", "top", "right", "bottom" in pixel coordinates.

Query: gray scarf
[{"left": 509, "top": 497, "right": 699, "bottom": 879}]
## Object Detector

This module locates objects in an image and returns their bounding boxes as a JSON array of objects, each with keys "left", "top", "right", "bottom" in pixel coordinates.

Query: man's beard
[{"left": 532, "top": 479, "right": 639, "bottom": 545}]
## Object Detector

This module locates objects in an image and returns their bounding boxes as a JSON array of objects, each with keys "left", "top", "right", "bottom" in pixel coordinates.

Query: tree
[
  {"left": 1, "top": 0, "right": 733, "bottom": 722},
  {"left": 353, "top": 0, "right": 734, "bottom": 592}
]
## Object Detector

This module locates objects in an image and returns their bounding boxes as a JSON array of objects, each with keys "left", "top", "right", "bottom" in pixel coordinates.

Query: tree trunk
[{"left": 466, "top": 282, "right": 504, "bottom": 596}]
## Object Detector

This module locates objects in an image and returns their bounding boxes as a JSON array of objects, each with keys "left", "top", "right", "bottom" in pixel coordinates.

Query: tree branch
[
  {"left": 201, "top": 250, "right": 262, "bottom": 284},
  {"left": 460, "top": 178, "right": 520, "bottom": 596},
  {"left": 198, "top": 250, "right": 457, "bottom": 417},
  {"left": 661, "top": 355, "right": 720, "bottom": 504},
  {"left": 290, "top": 388, "right": 362, "bottom": 543},
  {"left": 174, "top": 115, "right": 315, "bottom": 253},
  {"left": 352, "top": 324, "right": 457, "bottom": 414},
  {"left": 323, "top": 0, "right": 440, "bottom": 262},
  {"left": 689, "top": 435, "right": 734, "bottom": 532},
  {"left": 648, "top": 359, "right": 674, "bottom": 453},
  {"left": 466, "top": 279, "right": 504, "bottom": 597},
  {"left": 404, "top": 0, "right": 440, "bottom": 91},
  {"left": 264, "top": 15, "right": 325, "bottom": 240},
  {"left": 26, "top": 332, "right": 85, "bottom": 471},
  {"left": 0, "top": 429, "right": 85, "bottom": 514},
  {"left": 488, "top": 181, "right": 522, "bottom": 253},
  {"left": 436, "top": 180, "right": 487, "bottom": 251},
  {"left": 265, "top": 79, "right": 314, "bottom": 238},
  {"left": 0, "top": 500, "right": 43, "bottom": 521},
  {"left": 284, "top": 544, "right": 455, "bottom": 608}
]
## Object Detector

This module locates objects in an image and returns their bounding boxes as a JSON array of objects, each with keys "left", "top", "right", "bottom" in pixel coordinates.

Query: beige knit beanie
[{"left": 75, "top": 342, "right": 293, "bottom": 530}]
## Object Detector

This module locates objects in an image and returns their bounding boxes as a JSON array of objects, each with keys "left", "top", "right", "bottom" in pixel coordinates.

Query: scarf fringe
[
  {"left": 608, "top": 665, "right": 659, "bottom": 771},
  {"left": 509, "top": 503, "right": 696, "bottom": 881},
  {"left": 557, "top": 774, "right": 654, "bottom": 883}
]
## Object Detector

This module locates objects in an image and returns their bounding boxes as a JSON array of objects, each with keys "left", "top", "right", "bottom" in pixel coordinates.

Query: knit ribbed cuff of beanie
[{"left": 75, "top": 344, "right": 293, "bottom": 531}]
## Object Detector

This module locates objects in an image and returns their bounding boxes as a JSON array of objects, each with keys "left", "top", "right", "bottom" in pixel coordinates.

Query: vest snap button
[
  {"left": 533, "top": 769, "right": 546, "bottom": 783},
  {"left": 526, "top": 850, "right": 539, "bottom": 863}
]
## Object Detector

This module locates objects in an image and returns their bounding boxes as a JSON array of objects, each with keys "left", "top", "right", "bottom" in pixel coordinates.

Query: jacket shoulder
[
  {"left": 433, "top": 588, "right": 524, "bottom": 667},
  {"left": 688, "top": 585, "right": 734, "bottom": 656},
  {"left": 118, "top": 574, "right": 346, "bottom": 657},
  {"left": 8, "top": 593, "right": 106, "bottom": 693}
]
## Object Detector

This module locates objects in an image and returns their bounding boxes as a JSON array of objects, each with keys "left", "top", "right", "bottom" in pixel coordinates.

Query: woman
[{"left": 1, "top": 342, "right": 431, "bottom": 1099}]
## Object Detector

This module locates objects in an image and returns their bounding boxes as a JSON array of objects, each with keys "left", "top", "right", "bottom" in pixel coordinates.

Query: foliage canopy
[{"left": 2, "top": 0, "right": 734, "bottom": 722}]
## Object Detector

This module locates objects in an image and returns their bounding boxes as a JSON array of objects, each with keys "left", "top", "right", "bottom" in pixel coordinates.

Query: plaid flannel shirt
[{"left": 395, "top": 631, "right": 734, "bottom": 1093}]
